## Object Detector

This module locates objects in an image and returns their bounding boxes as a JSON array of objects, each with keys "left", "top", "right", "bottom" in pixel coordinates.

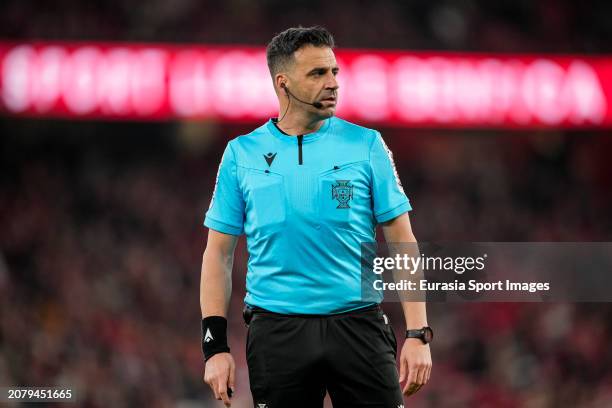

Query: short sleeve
[
  {"left": 369, "top": 131, "right": 412, "bottom": 223},
  {"left": 204, "top": 142, "right": 245, "bottom": 235}
]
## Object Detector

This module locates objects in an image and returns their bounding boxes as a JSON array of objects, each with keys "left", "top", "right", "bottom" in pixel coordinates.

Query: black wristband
[{"left": 201, "top": 316, "right": 230, "bottom": 361}]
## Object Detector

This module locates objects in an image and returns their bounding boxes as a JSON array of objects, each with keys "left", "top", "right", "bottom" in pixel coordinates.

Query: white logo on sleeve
[
  {"left": 208, "top": 157, "right": 223, "bottom": 210},
  {"left": 378, "top": 135, "right": 405, "bottom": 194},
  {"left": 257, "top": 404, "right": 268, "bottom": 408},
  {"left": 204, "top": 328, "right": 214, "bottom": 343}
]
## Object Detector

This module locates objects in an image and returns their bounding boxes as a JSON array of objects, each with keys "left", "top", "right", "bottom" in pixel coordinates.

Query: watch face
[{"left": 423, "top": 327, "right": 433, "bottom": 343}]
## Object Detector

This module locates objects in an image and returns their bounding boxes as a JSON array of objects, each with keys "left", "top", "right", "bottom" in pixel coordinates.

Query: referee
[{"left": 200, "top": 26, "right": 432, "bottom": 407}]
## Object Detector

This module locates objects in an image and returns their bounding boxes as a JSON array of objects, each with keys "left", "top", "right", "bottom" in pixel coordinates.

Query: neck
[{"left": 276, "top": 104, "right": 326, "bottom": 136}]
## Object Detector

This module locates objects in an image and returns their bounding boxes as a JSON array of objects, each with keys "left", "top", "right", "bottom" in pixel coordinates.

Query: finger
[
  {"left": 210, "top": 379, "right": 220, "bottom": 400},
  {"left": 406, "top": 365, "right": 418, "bottom": 386},
  {"left": 402, "top": 374, "right": 415, "bottom": 394},
  {"left": 399, "top": 357, "right": 407, "bottom": 383},
  {"left": 402, "top": 381, "right": 410, "bottom": 395},
  {"left": 228, "top": 360, "right": 236, "bottom": 395},
  {"left": 403, "top": 367, "right": 418, "bottom": 395},
  {"left": 425, "top": 364, "right": 432, "bottom": 384},
  {"left": 205, "top": 372, "right": 220, "bottom": 399},
  {"left": 218, "top": 386, "right": 231, "bottom": 406},
  {"left": 415, "top": 364, "right": 426, "bottom": 385}
]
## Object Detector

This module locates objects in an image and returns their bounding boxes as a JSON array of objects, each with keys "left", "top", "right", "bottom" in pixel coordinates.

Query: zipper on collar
[{"left": 297, "top": 135, "right": 303, "bottom": 165}]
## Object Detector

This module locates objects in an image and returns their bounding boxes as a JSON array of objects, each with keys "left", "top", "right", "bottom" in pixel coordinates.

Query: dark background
[{"left": 1, "top": 1, "right": 612, "bottom": 407}]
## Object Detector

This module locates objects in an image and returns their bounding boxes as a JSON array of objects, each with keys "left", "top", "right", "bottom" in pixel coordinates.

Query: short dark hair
[{"left": 266, "top": 26, "right": 335, "bottom": 77}]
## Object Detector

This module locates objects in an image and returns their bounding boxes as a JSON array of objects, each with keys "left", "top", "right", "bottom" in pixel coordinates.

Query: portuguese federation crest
[{"left": 332, "top": 180, "right": 353, "bottom": 209}]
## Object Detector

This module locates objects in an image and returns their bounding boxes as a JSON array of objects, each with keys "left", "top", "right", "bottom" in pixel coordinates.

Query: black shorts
[{"left": 245, "top": 304, "right": 404, "bottom": 408}]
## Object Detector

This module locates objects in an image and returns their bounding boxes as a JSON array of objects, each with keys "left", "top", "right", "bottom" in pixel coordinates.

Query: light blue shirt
[{"left": 204, "top": 117, "right": 411, "bottom": 314}]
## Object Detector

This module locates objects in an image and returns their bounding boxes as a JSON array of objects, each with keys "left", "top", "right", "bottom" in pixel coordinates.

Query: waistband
[{"left": 246, "top": 303, "right": 380, "bottom": 319}]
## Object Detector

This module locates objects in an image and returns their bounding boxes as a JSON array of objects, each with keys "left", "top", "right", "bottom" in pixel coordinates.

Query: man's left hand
[{"left": 398, "top": 338, "right": 432, "bottom": 396}]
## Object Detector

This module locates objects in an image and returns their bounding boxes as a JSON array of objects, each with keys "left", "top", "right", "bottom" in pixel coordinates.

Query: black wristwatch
[{"left": 406, "top": 326, "right": 433, "bottom": 344}]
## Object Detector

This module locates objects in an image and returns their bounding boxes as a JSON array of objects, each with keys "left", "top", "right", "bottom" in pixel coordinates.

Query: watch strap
[{"left": 405, "top": 326, "right": 433, "bottom": 344}]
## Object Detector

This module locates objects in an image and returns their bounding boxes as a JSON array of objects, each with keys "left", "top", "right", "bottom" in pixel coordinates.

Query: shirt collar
[{"left": 267, "top": 117, "right": 332, "bottom": 143}]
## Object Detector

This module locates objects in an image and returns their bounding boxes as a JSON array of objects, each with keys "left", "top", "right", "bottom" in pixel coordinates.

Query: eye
[{"left": 310, "top": 69, "right": 326, "bottom": 77}]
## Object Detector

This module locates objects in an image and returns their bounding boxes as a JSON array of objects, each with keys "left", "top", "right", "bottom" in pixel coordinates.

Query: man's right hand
[{"left": 204, "top": 352, "right": 235, "bottom": 407}]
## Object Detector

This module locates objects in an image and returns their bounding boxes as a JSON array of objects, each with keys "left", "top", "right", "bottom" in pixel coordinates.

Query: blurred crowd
[
  {"left": 0, "top": 0, "right": 611, "bottom": 53},
  {"left": 1, "top": 0, "right": 612, "bottom": 407},
  {"left": 1, "top": 120, "right": 611, "bottom": 407}
]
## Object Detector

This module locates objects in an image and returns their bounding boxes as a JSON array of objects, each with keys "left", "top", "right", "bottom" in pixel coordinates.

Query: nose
[{"left": 326, "top": 72, "right": 339, "bottom": 91}]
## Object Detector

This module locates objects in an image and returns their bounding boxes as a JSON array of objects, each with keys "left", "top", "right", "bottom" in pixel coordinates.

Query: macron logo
[
  {"left": 264, "top": 152, "right": 277, "bottom": 167},
  {"left": 204, "top": 328, "right": 214, "bottom": 343}
]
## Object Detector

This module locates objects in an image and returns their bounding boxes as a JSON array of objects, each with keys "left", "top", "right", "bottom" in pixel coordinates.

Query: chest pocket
[
  {"left": 244, "top": 168, "right": 286, "bottom": 232},
  {"left": 318, "top": 161, "right": 370, "bottom": 231}
]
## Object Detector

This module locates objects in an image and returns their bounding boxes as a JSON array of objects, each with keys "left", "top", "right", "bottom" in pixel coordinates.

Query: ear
[{"left": 275, "top": 73, "right": 288, "bottom": 92}]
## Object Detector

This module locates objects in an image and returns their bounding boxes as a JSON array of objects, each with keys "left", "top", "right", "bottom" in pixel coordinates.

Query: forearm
[
  {"left": 200, "top": 248, "right": 233, "bottom": 318},
  {"left": 401, "top": 300, "right": 428, "bottom": 329},
  {"left": 383, "top": 215, "right": 429, "bottom": 330},
  {"left": 401, "top": 234, "right": 427, "bottom": 328}
]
